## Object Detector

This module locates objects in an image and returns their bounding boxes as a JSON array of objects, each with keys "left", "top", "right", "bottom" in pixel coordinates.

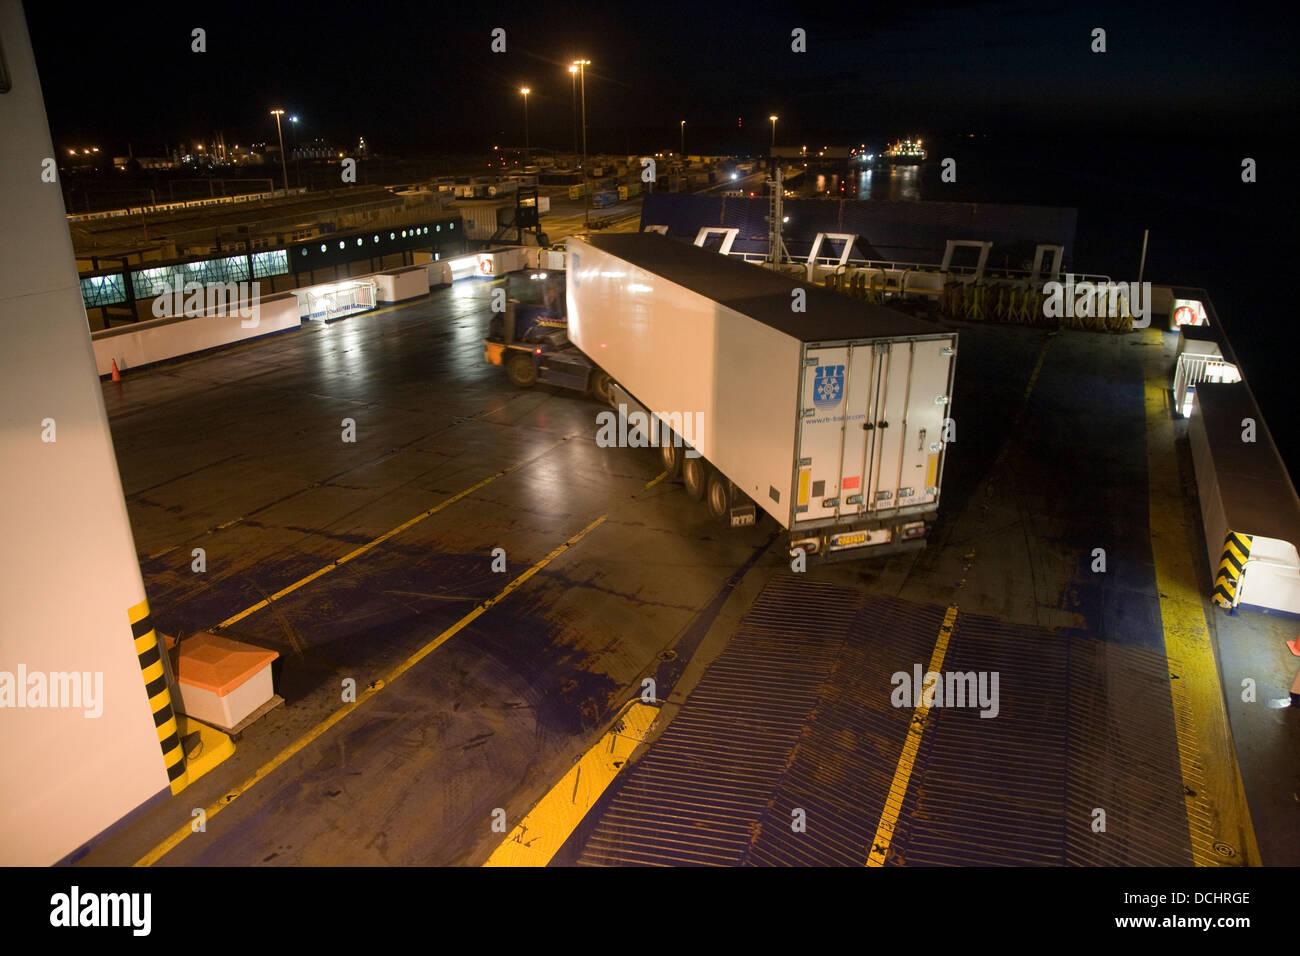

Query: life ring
[
  {"left": 1173, "top": 305, "right": 1196, "bottom": 326},
  {"left": 479, "top": 257, "right": 493, "bottom": 275}
]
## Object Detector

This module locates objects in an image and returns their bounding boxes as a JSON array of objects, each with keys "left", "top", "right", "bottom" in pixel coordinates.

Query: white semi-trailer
[{"left": 565, "top": 233, "right": 957, "bottom": 561}]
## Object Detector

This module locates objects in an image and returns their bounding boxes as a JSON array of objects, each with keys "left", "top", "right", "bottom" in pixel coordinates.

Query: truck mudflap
[
  {"left": 789, "top": 518, "right": 929, "bottom": 562},
  {"left": 727, "top": 497, "right": 757, "bottom": 528}
]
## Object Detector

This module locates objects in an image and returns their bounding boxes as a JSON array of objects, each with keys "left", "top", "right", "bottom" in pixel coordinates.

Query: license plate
[{"left": 831, "top": 531, "right": 869, "bottom": 548}]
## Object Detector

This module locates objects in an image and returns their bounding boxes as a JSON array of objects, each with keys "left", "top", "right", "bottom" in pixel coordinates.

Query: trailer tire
[
  {"left": 682, "top": 455, "right": 708, "bottom": 501},
  {"left": 506, "top": 352, "right": 538, "bottom": 387},
  {"left": 660, "top": 440, "right": 683, "bottom": 479},
  {"left": 705, "top": 470, "right": 731, "bottom": 521},
  {"left": 589, "top": 370, "right": 614, "bottom": 406}
]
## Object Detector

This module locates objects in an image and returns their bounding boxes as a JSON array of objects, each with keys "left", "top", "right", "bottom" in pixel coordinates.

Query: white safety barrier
[
  {"left": 1237, "top": 537, "right": 1300, "bottom": 616},
  {"left": 412, "top": 252, "right": 457, "bottom": 287},
  {"left": 373, "top": 264, "right": 430, "bottom": 302},
  {"left": 1189, "top": 382, "right": 1300, "bottom": 616},
  {"left": 90, "top": 291, "right": 301, "bottom": 376},
  {"left": 91, "top": 251, "right": 532, "bottom": 375}
]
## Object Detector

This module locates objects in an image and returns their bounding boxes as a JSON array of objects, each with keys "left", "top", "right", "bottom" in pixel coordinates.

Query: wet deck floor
[{"left": 77, "top": 278, "right": 1296, "bottom": 866}]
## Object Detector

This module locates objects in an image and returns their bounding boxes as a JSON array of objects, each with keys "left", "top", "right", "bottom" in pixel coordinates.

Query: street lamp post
[
  {"left": 680, "top": 119, "right": 685, "bottom": 157},
  {"left": 572, "top": 59, "right": 590, "bottom": 230},
  {"left": 769, "top": 114, "right": 778, "bottom": 150},
  {"left": 520, "top": 87, "right": 531, "bottom": 163},
  {"left": 568, "top": 65, "right": 579, "bottom": 158},
  {"left": 270, "top": 108, "right": 289, "bottom": 194},
  {"left": 290, "top": 114, "right": 300, "bottom": 189}
]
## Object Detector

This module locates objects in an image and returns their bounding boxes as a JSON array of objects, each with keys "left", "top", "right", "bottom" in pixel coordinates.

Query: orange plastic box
[{"left": 166, "top": 632, "right": 278, "bottom": 732}]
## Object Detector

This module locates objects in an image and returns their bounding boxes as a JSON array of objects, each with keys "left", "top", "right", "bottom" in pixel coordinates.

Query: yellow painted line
[
  {"left": 483, "top": 699, "right": 659, "bottom": 866},
  {"left": 866, "top": 604, "right": 958, "bottom": 867},
  {"left": 1022, "top": 339, "right": 1049, "bottom": 401},
  {"left": 135, "top": 513, "right": 608, "bottom": 867},
  {"left": 644, "top": 470, "right": 668, "bottom": 489},
  {"left": 1142, "top": 328, "right": 1259, "bottom": 866},
  {"left": 986, "top": 336, "right": 1050, "bottom": 475},
  {"left": 214, "top": 435, "right": 573, "bottom": 630}
]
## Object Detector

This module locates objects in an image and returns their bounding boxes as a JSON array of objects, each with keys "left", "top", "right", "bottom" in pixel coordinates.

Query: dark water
[{"left": 797, "top": 140, "right": 1296, "bottom": 478}]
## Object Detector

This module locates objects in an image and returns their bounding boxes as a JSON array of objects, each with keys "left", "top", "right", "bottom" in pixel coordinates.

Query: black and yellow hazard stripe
[
  {"left": 1212, "top": 531, "right": 1254, "bottom": 609},
  {"left": 128, "top": 598, "right": 189, "bottom": 794}
]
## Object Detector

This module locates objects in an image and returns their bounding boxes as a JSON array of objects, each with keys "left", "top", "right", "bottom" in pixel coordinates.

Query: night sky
[
  {"left": 23, "top": 0, "right": 1300, "bottom": 464},
  {"left": 26, "top": 0, "right": 1296, "bottom": 157}
]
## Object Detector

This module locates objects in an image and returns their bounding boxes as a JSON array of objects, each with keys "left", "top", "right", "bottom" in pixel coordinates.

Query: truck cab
[{"left": 483, "top": 270, "right": 612, "bottom": 400}]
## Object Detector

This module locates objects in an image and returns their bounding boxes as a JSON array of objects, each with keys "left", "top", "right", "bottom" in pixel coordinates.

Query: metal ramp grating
[
  {"left": 889, "top": 614, "right": 1192, "bottom": 866},
  {"left": 575, "top": 576, "right": 1194, "bottom": 866},
  {"left": 576, "top": 574, "right": 863, "bottom": 866}
]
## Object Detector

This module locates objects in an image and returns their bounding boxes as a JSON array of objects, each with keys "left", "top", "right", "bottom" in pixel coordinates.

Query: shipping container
[
  {"left": 565, "top": 233, "right": 957, "bottom": 560},
  {"left": 456, "top": 203, "right": 509, "bottom": 239}
]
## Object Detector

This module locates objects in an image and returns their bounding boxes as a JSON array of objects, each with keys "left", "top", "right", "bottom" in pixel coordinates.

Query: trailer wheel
[
  {"left": 682, "top": 455, "right": 708, "bottom": 501},
  {"left": 705, "top": 471, "right": 731, "bottom": 521},
  {"left": 660, "top": 441, "right": 683, "bottom": 479},
  {"left": 506, "top": 352, "right": 538, "bottom": 387},
  {"left": 589, "top": 370, "right": 614, "bottom": 406}
]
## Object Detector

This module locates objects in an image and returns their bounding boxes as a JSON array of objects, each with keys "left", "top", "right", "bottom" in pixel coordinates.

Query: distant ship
[{"left": 882, "top": 139, "right": 927, "bottom": 165}]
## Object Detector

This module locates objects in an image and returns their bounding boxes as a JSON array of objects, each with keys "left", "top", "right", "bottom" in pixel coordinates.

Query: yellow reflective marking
[
  {"left": 483, "top": 700, "right": 659, "bottom": 866},
  {"left": 128, "top": 597, "right": 150, "bottom": 625},
  {"left": 797, "top": 467, "right": 810, "bottom": 506},
  {"left": 1143, "top": 329, "right": 1258, "bottom": 865},
  {"left": 140, "top": 660, "right": 164, "bottom": 685},
  {"left": 866, "top": 604, "right": 958, "bottom": 866}
]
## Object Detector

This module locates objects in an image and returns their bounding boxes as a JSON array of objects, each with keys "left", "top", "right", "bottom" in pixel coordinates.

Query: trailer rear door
[
  {"left": 873, "top": 338, "right": 954, "bottom": 512},
  {"left": 794, "top": 337, "right": 954, "bottom": 525}
]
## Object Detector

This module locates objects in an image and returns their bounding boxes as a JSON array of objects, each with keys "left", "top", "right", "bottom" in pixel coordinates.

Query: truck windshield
[{"left": 509, "top": 272, "right": 566, "bottom": 316}]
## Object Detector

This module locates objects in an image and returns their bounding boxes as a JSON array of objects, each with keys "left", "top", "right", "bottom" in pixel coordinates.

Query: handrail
[{"left": 724, "top": 247, "right": 1113, "bottom": 287}]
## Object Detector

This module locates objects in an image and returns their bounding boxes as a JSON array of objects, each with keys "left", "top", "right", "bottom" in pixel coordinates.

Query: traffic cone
[
  {"left": 1288, "top": 634, "right": 1300, "bottom": 657},
  {"left": 110, "top": 359, "right": 121, "bottom": 382}
]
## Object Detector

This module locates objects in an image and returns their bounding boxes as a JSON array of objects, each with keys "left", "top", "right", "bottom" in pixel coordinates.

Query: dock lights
[
  {"left": 520, "top": 87, "right": 531, "bottom": 159},
  {"left": 571, "top": 59, "right": 591, "bottom": 228},
  {"left": 270, "top": 109, "right": 289, "bottom": 194}
]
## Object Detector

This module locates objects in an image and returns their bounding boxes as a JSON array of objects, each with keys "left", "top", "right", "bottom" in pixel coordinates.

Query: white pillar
[{"left": 0, "top": 0, "right": 183, "bottom": 865}]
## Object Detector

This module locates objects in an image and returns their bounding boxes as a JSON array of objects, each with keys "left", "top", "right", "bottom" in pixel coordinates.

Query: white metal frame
[
  {"left": 805, "top": 232, "right": 858, "bottom": 281},
  {"left": 940, "top": 240, "right": 993, "bottom": 280},
  {"left": 693, "top": 227, "right": 739, "bottom": 254},
  {"left": 1030, "top": 244, "right": 1064, "bottom": 282}
]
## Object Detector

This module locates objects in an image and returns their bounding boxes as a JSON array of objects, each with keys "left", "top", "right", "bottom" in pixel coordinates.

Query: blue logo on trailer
[{"left": 813, "top": 365, "right": 845, "bottom": 408}]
